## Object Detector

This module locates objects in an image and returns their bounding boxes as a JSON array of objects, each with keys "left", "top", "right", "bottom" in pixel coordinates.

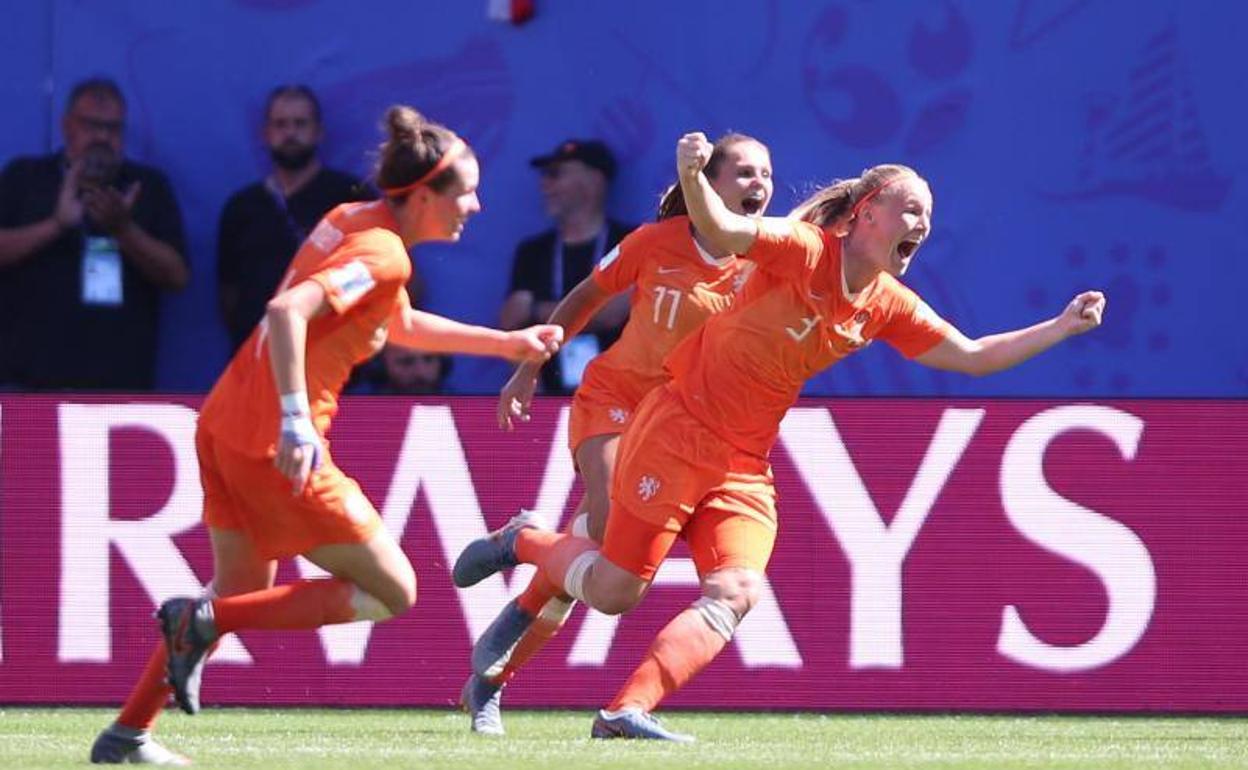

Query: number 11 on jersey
[{"left": 653, "top": 286, "right": 683, "bottom": 330}]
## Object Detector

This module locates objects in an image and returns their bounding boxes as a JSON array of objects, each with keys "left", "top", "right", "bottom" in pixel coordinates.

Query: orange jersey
[
  {"left": 582, "top": 216, "right": 750, "bottom": 409},
  {"left": 200, "top": 201, "right": 411, "bottom": 458},
  {"left": 668, "top": 219, "right": 950, "bottom": 457}
]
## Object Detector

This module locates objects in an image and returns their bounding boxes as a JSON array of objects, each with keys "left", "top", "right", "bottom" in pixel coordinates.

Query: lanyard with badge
[
  {"left": 264, "top": 175, "right": 309, "bottom": 246},
  {"left": 77, "top": 151, "right": 127, "bottom": 307},
  {"left": 552, "top": 226, "right": 608, "bottom": 389}
]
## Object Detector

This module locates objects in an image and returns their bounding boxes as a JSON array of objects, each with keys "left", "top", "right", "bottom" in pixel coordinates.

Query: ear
[{"left": 828, "top": 215, "right": 853, "bottom": 238}]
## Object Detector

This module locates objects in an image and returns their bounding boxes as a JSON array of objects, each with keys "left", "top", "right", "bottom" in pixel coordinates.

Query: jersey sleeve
[
  {"left": 592, "top": 223, "right": 652, "bottom": 294},
  {"left": 307, "top": 230, "right": 410, "bottom": 315},
  {"left": 876, "top": 286, "right": 952, "bottom": 359},
  {"left": 746, "top": 218, "right": 825, "bottom": 281}
]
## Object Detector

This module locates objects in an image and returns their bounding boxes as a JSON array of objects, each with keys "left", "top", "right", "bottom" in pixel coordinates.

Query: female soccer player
[
  {"left": 461, "top": 134, "right": 775, "bottom": 735},
  {"left": 90, "top": 105, "right": 562, "bottom": 765},
  {"left": 455, "top": 131, "right": 1106, "bottom": 741}
]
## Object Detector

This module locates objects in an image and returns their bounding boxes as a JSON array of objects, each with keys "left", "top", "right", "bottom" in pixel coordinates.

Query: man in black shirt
[
  {"left": 0, "top": 77, "right": 188, "bottom": 391},
  {"left": 499, "top": 139, "right": 633, "bottom": 394},
  {"left": 216, "top": 85, "right": 383, "bottom": 351}
]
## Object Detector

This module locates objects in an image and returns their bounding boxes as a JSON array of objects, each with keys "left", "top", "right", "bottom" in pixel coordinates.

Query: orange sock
[
  {"left": 116, "top": 641, "right": 173, "bottom": 731},
  {"left": 514, "top": 530, "right": 597, "bottom": 595},
  {"left": 212, "top": 579, "right": 356, "bottom": 634},
  {"left": 606, "top": 608, "right": 729, "bottom": 713},
  {"left": 489, "top": 571, "right": 573, "bottom": 688},
  {"left": 514, "top": 570, "right": 559, "bottom": 616}
]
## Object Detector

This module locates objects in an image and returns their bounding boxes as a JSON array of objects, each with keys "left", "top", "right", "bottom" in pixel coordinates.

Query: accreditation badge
[{"left": 81, "top": 236, "right": 124, "bottom": 306}]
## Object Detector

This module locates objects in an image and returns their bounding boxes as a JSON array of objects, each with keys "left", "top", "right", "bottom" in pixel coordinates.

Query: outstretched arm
[
  {"left": 389, "top": 302, "right": 563, "bottom": 363},
  {"left": 498, "top": 274, "right": 617, "bottom": 430},
  {"left": 916, "top": 291, "right": 1106, "bottom": 376}
]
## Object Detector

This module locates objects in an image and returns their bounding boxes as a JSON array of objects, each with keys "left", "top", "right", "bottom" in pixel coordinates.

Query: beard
[
  {"left": 80, "top": 142, "right": 121, "bottom": 187},
  {"left": 270, "top": 143, "right": 317, "bottom": 171}
]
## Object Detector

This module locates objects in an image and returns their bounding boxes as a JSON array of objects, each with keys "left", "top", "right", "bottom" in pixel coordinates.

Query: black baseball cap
[{"left": 529, "top": 139, "right": 617, "bottom": 180}]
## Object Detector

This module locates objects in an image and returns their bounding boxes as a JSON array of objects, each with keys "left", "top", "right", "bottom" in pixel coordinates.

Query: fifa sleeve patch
[
  {"left": 597, "top": 244, "right": 622, "bottom": 271},
  {"left": 326, "top": 260, "right": 376, "bottom": 308}
]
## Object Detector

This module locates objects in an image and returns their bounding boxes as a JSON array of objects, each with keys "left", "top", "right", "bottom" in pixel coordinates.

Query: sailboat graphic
[{"left": 1047, "top": 22, "right": 1231, "bottom": 212}]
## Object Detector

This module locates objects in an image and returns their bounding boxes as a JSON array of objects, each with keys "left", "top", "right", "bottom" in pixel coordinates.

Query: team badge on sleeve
[
  {"left": 307, "top": 219, "right": 344, "bottom": 253},
  {"left": 326, "top": 260, "right": 376, "bottom": 308}
]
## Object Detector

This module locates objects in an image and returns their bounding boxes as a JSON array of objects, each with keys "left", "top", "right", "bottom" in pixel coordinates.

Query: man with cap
[{"left": 499, "top": 139, "right": 634, "bottom": 394}]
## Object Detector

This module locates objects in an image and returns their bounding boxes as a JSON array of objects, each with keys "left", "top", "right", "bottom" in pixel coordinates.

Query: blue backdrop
[{"left": 3, "top": 1, "right": 1243, "bottom": 396}]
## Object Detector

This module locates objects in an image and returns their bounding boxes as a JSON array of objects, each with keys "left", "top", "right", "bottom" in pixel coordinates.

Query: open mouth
[
  {"left": 897, "top": 239, "right": 922, "bottom": 259},
  {"left": 740, "top": 196, "right": 765, "bottom": 216}
]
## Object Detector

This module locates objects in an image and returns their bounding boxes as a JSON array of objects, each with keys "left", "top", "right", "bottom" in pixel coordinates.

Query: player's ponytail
[{"left": 376, "top": 105, "right": 471, "bottom": 199}]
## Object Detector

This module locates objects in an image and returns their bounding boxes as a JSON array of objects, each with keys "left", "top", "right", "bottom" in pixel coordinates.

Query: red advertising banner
[{"left": 0, "top": 395, "right": 1244, "bottom": 711}]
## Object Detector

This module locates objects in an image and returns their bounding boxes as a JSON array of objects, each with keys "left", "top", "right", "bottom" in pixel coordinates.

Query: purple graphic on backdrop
[
  {"left": 1047, "top": 23, "right": 1231, "bottom": 212},
  {"left": 801, "top": 5, "right": 903, "bottom": 149},
  {"left": 908, "top": 1, "right": 973, "bottom": 79},
  {"left": 1009, "top": 0, "right": 1094, "bottom": 51},
  {"left": 1027, "top": 243, "right": 1171, "bottom": 394},
  {"left": 319, "top": 37, "right": 515, "bottom": 176},
  {"left": 801, "top": 3, "right": 975, "bottom": 156}
]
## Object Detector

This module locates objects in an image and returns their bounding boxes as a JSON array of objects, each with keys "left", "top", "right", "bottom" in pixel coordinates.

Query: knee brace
[{"left": 350, "top": 586, "right": 395, "bottom": 622}]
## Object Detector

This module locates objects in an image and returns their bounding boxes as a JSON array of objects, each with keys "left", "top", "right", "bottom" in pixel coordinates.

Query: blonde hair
[{"left": 789, "top": 164, "right": 918, "bottom": 227}]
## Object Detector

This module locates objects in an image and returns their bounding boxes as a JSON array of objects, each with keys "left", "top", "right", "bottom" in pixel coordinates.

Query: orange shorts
[
  {"left": 601, "top": 385, "right": 777, "bottom": 580},
  {"left": 601, "top": 502, "right": 777, "bottom": 581},
  {"left": 197, "top": 427, "right": 382, "bottom": 561},
  {"left": 567, "top": 369, "right": 641, "bottom": 456}
]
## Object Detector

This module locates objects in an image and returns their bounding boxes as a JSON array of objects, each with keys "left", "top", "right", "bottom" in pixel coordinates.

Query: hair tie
[{"left": 382, "top": 136, "right": 467, "bottom": 197}]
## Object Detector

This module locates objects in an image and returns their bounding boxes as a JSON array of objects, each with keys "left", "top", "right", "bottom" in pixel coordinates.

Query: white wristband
[{"left": 280, "top": 391, "right": 311, "bottom": 416}]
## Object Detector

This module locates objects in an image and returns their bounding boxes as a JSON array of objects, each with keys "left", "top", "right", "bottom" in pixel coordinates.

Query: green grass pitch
[{"left": 3, "top": 708, "right": 1246, "bottom": 769}]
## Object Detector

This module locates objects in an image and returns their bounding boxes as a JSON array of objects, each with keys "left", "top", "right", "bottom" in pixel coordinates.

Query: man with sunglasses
[
  {"left": 499, "top": 139, "right": 633, "bottom": 394},
  {"left": 0, "top": 77, "right": 188, "bottom": 390}
]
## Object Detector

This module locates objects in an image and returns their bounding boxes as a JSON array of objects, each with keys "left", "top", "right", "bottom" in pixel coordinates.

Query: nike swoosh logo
[
  {"left": 808, "top": 292, "right": 825, "bottom": 301},
  {"left": 657, "top": 266, "right": 683, "bottom": 275}
]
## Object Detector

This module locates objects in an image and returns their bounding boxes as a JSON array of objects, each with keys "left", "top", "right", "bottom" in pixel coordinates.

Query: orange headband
[
  {"left": 850, "top": 173, "right": 916, "bottom": 218},
  {"left": 381, "top": 136, "right": 467, "bottom": 197}
]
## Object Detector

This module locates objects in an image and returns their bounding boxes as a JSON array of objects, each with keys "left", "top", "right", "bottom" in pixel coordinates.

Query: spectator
[
  {"left": 217, "top": 85, "right": 398, "bottom": 352},
  {"left": 372, "top": 345, "right": 452, "bottom": 395},
  {"left": 0, "top": 77, "right": 188, "bottom": 390},
  {"left": 499, "top": 139, "right": 633, "bottom": 394}
]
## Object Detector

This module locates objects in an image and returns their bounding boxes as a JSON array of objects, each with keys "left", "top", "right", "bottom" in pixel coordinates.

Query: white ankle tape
[
  {"left": 350, "top": 587, "right": 394, "bottom": 622},
  {"left": 693, "top": 597, "right": 739, "bottom": 642},
  {"left": 539, "top": 596, "right": 576, "bottom": 623},
  {"left": 571, "top": 513, "right": 590, "bottom": 538},
  {"left": 563, "top": 551, "right": 598, "bottom": 604}
]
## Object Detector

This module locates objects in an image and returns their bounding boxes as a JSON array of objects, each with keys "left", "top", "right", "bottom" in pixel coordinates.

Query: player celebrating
[
  {"left": 462, "top": 133, "right": 775, "bottom": 735},
  {"left": 89, "top": 105, "right": 562, "bottom": 765},
  {"left": 455, "top": 131, "right": 1107, "bottom": 741}
]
